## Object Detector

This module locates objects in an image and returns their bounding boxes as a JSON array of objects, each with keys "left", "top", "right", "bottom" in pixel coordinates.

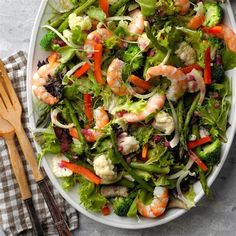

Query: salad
[{"left": 33, "top": 0, "right": 236, "bottom": 218}]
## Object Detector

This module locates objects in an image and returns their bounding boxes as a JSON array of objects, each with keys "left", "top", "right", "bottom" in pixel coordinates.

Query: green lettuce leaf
[
  {"left": 131, "top": 125, "right": 154, "bottom": 146},
  {"left": 222, "top": 47, "right": 236, "bottom": 70},
  {"left": 78, "top": 177, "right": 107, "bottom": 212},
  {"left": 62, "top": 174, "right": 80, "bottom": 191},
  {"left": 135, "top": 0, "right": 157, "bottom": 16},
  {"left": 87, "top": 6, "right": 106, "bottom": 21},
  {"left": 57, "top": 46, "right": 76, "bottom": 64}
]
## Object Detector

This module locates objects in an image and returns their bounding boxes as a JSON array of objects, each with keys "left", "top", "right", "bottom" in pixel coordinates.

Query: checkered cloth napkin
[{"left": 0, "top": 51, "right": 79, "bottom": 236}]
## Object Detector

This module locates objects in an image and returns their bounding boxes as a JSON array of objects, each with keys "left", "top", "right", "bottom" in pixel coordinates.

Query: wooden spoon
[{"left": 0, "top": 116, "right": 45, "bottom": 236}]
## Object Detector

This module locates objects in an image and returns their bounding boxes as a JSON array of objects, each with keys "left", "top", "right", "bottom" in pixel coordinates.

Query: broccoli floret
[
  {"left": 203, "top": 2, "right": 223, "bottom": 27},
  {"left": 112, "top": 197, "right": 133, "bottom": 216},
  {"left": 40, "top": 31, "right": 55, "bottom": 51},
  {"left": 122, "top": 45, "right": 144, "bottom": 72},
  {"left": 197, "top": 139, "right": 221, "bottom": 166}
]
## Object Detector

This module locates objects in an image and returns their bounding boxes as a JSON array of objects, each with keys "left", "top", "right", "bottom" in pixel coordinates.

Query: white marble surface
[{"left": 0, "top": 1, "right": 236, "bottom": 235}]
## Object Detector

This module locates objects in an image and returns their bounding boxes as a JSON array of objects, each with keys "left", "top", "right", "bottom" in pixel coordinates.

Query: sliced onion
[
  {"left": 42, "top": 25, "right": 80, "bottom": 49},
  {"left": 168, "top": 100, "right": 179, "bottom": 148},
  {"left": 65, "top": 62, "right": 87, "bottom": 77},
  {"left": 191, "top": 69, "right": 206, "bottom": 105},
  {"left": 51, "top": 108, "right": 74, "bottom": 129},
  {"left": 128, "top": 86, "right": 157, "bottom": 99},
  {"left": 176, "top": 171, "right": 196, "bottom": 209},
  {"left": 168, "top": 159, "right": 194, "bottom": 179},
  {"left": 106, "top": 16, "right": 132, "bottom": 21}
]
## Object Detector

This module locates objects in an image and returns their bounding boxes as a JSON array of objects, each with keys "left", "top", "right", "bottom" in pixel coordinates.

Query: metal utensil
[
  {"left": 0, "top": 116, "right": 45, "bottom": 236},
  {"left": 0, "top": 60, "right": 71, "bottom": 236}
]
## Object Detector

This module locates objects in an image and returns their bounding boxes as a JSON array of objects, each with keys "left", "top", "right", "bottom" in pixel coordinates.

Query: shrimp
[
  {"left": 187, "top": 2, "right": 205, "bottom": 30},
  {"left": 120, "top": 93, "right": 166, "bottom": 123},
  {"left": 174, "top": 0, "right": 190, "bottom": 15},
  {"left": 209, "top": 24, "right": 236, "bottom": 53},
  {"left": 82, "top": 106, "right": 109, "bottom": 142},
  {"left": 137, "top": 187, "right": 169, "bottom": 218},
  {"left": 32, "top": 54, "right": 60, "bottom": 105},
  {"left": 84, "top": 28, "right": 112, "bottom": 57},
  {"left": 106, "top": 58, "right": 129, "bottom": 96},
  {"left": 146, "top": 65, "right": 187, "bottom": 101},
  {"left": 127, "top": 9, "right": 145, "bottom": 41}
]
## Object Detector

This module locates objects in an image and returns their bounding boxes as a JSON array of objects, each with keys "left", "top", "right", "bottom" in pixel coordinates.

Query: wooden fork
[
  {"left": 0, "top": 60, "right": 71, "bottom": 236},
  {"left": 0, "top": 116, "right": 45, "bottom": 236}
]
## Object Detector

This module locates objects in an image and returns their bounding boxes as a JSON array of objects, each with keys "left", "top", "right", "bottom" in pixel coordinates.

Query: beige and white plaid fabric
[{"left": 0, "top": 51, "right": 79, "bottom": 236}]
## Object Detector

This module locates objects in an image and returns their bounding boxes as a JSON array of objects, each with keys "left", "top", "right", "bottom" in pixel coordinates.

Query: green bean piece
[
  {"left": 57, "top": 0, "right": 96, "bottom": 32},
  {"left": 183, "top": 93, "right": 200, "bottom": 138},
  {"left": 64, "top": 99, "right": 90, "bottom": 156},
  {"left": 192, "top": 124, "right": 199, "bottom": 139},
  {"left": 50, "top": 11, "right": 71, "bottom": 29},
  {"left": 110, "top": 131, "right": 153, "bottom": 193},
  {"left": 117, "top": 178, "right": 135, "bottom": 189},
  {"left": 130, "top": 162, "right": 170, "bottom": 174}
]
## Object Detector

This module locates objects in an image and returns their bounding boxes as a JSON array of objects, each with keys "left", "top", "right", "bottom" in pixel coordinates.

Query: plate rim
[{"left": 26, "top": 0, "right": 236, "bottom": 229}]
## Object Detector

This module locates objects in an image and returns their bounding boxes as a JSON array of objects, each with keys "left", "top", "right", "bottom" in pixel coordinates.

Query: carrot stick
[
  {"left": 142, "top": 144, "right": 148, "bottom": 159},
  {"left": 84, "top": 94, "right": 93, "bottom": 127},
  {"left": 99, "top": 0, "right": 109, "bottom": 16},
  {"left": 74, "top": 62, "right": 90, "bottom": 78},
  {"left": 61, "top": 161, "right": 101, "bottom": 185},
  {"left": 94, "top": 43, "right": 105, "bottom": 84}
]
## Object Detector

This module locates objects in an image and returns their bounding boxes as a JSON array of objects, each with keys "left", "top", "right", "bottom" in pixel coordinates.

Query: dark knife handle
[
  {"left": 37, "top": 178, "right": 72, "bottom": 236},
  {"left": 24, "top": 198, "right": 45, "bottom": 236}
]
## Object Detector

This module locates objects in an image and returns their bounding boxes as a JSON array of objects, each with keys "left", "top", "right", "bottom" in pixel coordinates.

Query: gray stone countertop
[{"left": 0, "top": 1, "right": 236, "bottom": 236}]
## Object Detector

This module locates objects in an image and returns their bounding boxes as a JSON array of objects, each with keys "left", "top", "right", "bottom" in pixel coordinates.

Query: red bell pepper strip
[
  {"left": 101, "top": 205, "right": 110, "bottom": 216},
  {"left": 187, "top": 136, "right": 212, "bottom": 149},
  {"left": 61, "top": 160, "right": 101, "bottom": 185},
  {"left": 180, "top": 64, "right": 202, "bottom": 74},
  {"left": 189, "top": 150, "right": 208, "bottom": 172},
  {"left": 84, "top": 94, "right": 93, "bottom": 127},
  {"left": 128, "top": 75, "right": 152, "bottom": 91},
  {"left": 94, "top": 43, "right": 105, "bottom": 85},
  {"left": 74, "top": 62, "right": 90, "bottom": 79},
  {"left": 202, "top": 26, "right": 223, "bottom": 35},
  {"left": 69, "top": 128, "right": 79, "bottom": 139},
  {"left": 99, "top": 0, "right": 109, "bottom": 16},
  {"left": 204, "top": 47, "right": 212, "bottom": 85}
]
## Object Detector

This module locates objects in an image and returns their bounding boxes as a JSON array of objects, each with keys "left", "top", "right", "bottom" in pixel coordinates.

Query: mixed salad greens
[{"left": 33, "top": 0, "right": 236, "bottom": 218}]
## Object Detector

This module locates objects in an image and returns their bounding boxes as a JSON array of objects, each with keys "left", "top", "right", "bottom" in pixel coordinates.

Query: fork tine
[
  {"left": 0, "top": 81, "right": 13, "bottom": 110},
  {"left": 0, "top": 59, "right": 20, "bottom": 107}
]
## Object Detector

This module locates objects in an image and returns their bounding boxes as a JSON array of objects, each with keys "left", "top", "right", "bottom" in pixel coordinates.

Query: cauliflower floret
[
  {"left": 52, "top": 155, "right": 73, "bottom": 178},
  {"left": 138, "top": 33, "right": 150, "bottom": 51},
  {"left": 68, "top": 13, "right": 92, "bottom": 31},
  {"left": 175, "top": 42, "right": 197, "bottom": 65},
  {"left": 93, "top": 154, "right": 117, "bottom": 181},
  {"left": 63, "top": 29, "right": 72, "bottom": 41},
  {"left": 152, "top": 111, "right": 175, "bottom": 135},
  {"left": 118, "top": 133, "right": 140, "bottom": 155}
]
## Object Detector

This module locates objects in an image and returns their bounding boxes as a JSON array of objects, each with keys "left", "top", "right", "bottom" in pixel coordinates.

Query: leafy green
[
  {"left": 197, "top": 94, "right": 231, "bottom": 142},
  {"left": 135, "top": 0, "right": 157, "bottom": 16},
  {"left": 183, "top": 185, "right": 196, "bottom": 208},
  {"left": 62, "top": 174, "right": 80, "bottom": 191},
  {"left": 70, "top": 138, "right": 84, "bottom": 155},
  {"left": 40, "top": 31, "right": 55, "bottom": 51},
  {"left": 154, "top": 176, "right": 176, "bottom": 189},
  {"left": 104, "top": 36, "right": 118, "bottom": 50},
  {"left": 131, "top": 126, "right": 154, "bottom": 146},
  {"left": 57, "top": 46, "right": 76, "bottom": 64},
  {"left": 78, "top": 177, "right": 107, "bottom": 212},
  {"left": 71, "top": 26, "right": 86, "bottom": 45},
  {"left": 156, "top": 0, "right": 177, "bottom": 16},
  {"left": 122, "top": 45, "right": 144, "bottom": 72},
  {"left": 87, "top": 6, "right": 106, "bottom": 21},
  {"left": 110, "top": 97, "right": 147, "bottom": 115},
  {"left": 109, "top": 0, "right": 129, "bottom": 16},
  {"left": 146, "top": 143, "right": 175, "bottom": 167},
  {"left": 222, "top": 47, "right": 236, "bottom": 70}
]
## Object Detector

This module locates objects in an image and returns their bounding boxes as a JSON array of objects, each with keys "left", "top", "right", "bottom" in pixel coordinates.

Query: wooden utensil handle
[
  {"left": 24, "top": 198, "right": 46, "bottom": 236},
  {"left": 5, "top": 133, "right": 32, "bottom": 200},
  {"left": 37, "top": 179, "right": 71, "bottom": 236},
  {"left": 14, "top": 125, "right": 44, "bottom": 182}
]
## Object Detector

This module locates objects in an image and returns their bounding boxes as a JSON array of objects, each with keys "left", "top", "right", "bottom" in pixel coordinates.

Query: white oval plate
[{"left": 27, "top": 0, "right": 236, "bottom": 229}]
